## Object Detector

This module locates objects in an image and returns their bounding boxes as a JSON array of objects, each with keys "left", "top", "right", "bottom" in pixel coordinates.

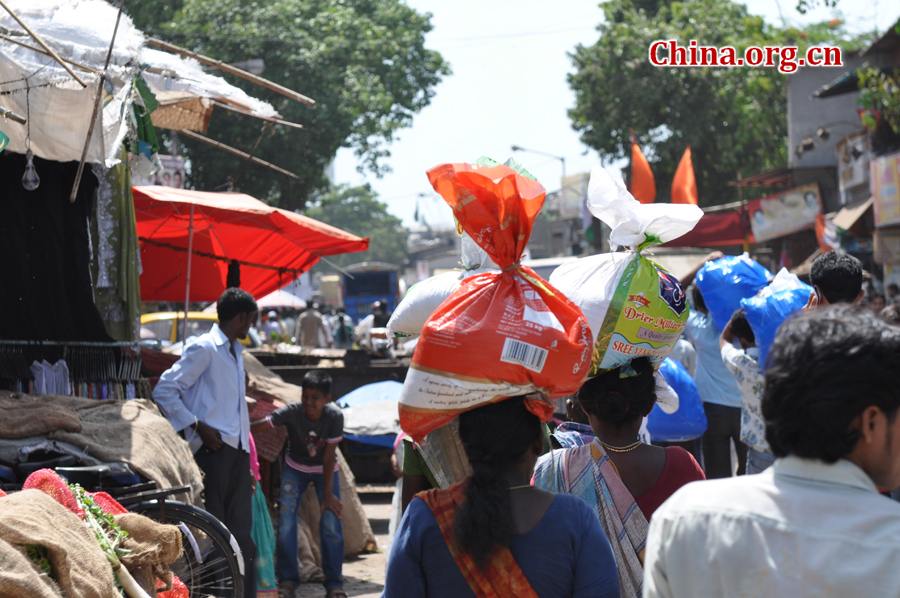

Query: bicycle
[{"left": 59, "top": 465, "right": 245, "bottom": 598}]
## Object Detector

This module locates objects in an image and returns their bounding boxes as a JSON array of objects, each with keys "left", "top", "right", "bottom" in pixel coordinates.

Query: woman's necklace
[{"left": 600, "top": 439, "right": 644, "bottom": 453}]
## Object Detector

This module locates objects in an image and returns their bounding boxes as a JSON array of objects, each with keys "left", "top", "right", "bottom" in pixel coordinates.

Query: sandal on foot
[
  {"left": 326, "top": 588, "right": 348, "bottom": 598},
  {"left": 277, "top": 582, "right": 295, "bottom": 598}
]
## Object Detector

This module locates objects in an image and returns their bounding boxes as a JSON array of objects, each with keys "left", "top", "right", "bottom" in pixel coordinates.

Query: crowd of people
[
  {"left": 154, "top": 288, "right": 352, "bottom": 598},
  {"left": 257, "top": 301, "right": 391, "bottom": 351},
  {"left": 149, "top": 247, "right": 900, "bottom": 598},
  {"left": 384, "top": 249, "right": 900, "bottom": 598}
]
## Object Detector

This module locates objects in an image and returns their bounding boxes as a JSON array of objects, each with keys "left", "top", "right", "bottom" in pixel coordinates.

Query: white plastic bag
[
  {"left": 550, "top": 167, "right": 703, "bottom": 375},
  {"left": 588, "top": 168, "right": 703, "bottom": 250},
  {"left": 388, "top": 232, "right": 494, "bottom": 338},
  {"left": 760, "top": 268, "right": 807, "bottom": 298}
]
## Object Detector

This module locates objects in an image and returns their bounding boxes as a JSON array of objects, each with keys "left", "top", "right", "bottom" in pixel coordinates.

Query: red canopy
[
  {"left": 134, "top": 186, "right": 369, "bottom": 302},
  {"left": 663, "top": 210, "right": 755, "bottom": 248}
]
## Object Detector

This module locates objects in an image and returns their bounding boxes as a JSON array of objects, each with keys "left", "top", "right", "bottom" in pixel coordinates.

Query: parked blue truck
[{"left": 341, "top": 262, "right": 401, "bottom": 323}]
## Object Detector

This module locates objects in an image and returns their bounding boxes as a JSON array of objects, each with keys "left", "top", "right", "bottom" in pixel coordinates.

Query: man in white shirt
[
  {"left": 645, "top": 306, "right": 900, "bottom": 598},
  {"left": 295, "top": 304, "right": 329, "bottom": 348},
  {"left": 154, "top": 288, "right": 259, "bottom": 598},
  {"left": 718, "top": 307, "right": 772, "bottom": 474}
]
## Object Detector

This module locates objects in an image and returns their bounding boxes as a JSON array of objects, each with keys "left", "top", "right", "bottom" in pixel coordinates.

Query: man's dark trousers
[{"left": 194, "top": 442, "right": 257, "bottom": 598}]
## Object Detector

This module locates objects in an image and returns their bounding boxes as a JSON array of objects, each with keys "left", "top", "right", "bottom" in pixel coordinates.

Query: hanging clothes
[
  {"left": 0, "top": 153, "right": 109, "bottom": 342},
  {"left": 91, "top": 146, "right": 143, "bottom": 342}
]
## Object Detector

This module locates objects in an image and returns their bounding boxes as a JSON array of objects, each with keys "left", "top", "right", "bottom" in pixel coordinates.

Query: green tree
[
  {"left": 568, "top": 0, "right": 861, "bottom": 206},
  {"left": 305, "top": 184, "right": 408, "bottom": 271},
  {"left": 127, "top": 0, "right": 449, "bottom": 210}
]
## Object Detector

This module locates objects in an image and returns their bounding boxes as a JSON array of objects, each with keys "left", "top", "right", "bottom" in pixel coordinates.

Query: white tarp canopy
[
  {"left": 0, "top": 0, "right": 143, "bottom": 165},
  {"left": 142, "top": 48, "right": 279, "bottom": 120},
  {"left": 0, "top": 0, "right": 279, "bottom": 165}
]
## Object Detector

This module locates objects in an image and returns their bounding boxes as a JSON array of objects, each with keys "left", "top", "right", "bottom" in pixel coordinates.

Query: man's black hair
[
  {"left": 809, "top": 250, "right": 863, "bottom": 304},
  {"left": 762, "top": 305, "right": 900, "bottom": 463},
  {"left": 216, "top": 287, "right": 258, "bottom": 323},
  {"left": 690, "top": 285, "right": 706, "bottom": 312},
  {"left": 302, "top": 370, "right": 332, "bottom": 395},
  {"left": 729, "top": 307, "right": 754, "bottom": 344}
]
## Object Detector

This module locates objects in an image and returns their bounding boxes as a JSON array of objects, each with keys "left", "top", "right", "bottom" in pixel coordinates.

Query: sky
[{"left": 333, "top": 0, "right": 900, "bottom": 229}]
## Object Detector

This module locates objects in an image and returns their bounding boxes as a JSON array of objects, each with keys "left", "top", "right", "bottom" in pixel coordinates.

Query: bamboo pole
[
  {"left": 145, "top": 37, "right": 316, "bottom": 107},
  {"left": 211, "top": 100, "right": 305, "bottom": 130},
  {"left": 0, "top": 34, "right": 98, "bottom": 73},
  {"left": 178, "top": 129, "right": 300, "bottom": 179},
  {"left": 231, "top": 122, "right": 272, "bottom": 189},
  {"left": 69, "top": 0, "right": 126, "bottom": 203},
  {"left": 0, "top": 0, "right": 87, "bottom": 87}
]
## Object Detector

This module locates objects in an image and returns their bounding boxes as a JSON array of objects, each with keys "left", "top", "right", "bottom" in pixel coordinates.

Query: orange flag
[
  {"left": 671, "top": 146, "right": 698, "bottom": 205},
  {"left": 630, "top": 131, "right": 656, "bottom": 204}
]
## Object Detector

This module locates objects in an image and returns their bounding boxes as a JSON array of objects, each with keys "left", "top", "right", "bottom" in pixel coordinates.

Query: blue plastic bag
[
  {"left": 741, "top": 284, "right": 812, "bottom": 372},
  {"left": 695, "top": 253, "right": 772, "bottom": 332},
  {"left": 647, "top": 358, "right": 707, "bottom": 442}
]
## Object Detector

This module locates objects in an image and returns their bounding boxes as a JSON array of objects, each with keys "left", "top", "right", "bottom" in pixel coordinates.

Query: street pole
[
  {"left": 738, "top": 171, "right": 751, "bottom": 253},
  {"left": 510, "top": 145, "right": 566, "bottom": 189}
]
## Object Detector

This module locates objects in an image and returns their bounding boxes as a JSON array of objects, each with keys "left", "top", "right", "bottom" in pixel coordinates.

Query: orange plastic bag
[{"left": 399, "top": 160, "right": 593, "bottom": 442}]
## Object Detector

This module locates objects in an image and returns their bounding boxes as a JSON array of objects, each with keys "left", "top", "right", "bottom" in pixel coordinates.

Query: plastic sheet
[
  {"left": 416, "top": 419, "right": 473, "bottom": 489},
  {"left": 695, "top": 253, "right": 772, "bottom": 332},
  {"left": 646, "top": 358, "right": 707, "bottom": 442},
  {"left": 399, "top": 159, "right": 592, "bottom": 442},
  {"left": 741, "top": 272, "right": 813, "bottom": 371}
]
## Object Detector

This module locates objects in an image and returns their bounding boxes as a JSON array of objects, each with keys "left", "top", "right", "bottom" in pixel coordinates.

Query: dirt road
[{"left": 294, "top": 487, "right": 392, "bottom": 598}]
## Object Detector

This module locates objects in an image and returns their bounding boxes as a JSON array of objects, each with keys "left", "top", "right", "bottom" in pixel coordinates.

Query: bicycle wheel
[{"left": 130, "top": 500, "right": 244, "bottom": 598}]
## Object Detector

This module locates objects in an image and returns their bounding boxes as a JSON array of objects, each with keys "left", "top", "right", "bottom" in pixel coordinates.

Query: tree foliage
[
  {"left": 568, "top": 0, "right": 862, "bottom": 206},
  {"left": 305, "top": 184, "right": 408, "bottom": 271},
  {"left": 859, "top": 67, "right": 900, "bottom": 135},
  {"left": 127, "top": 0, "right": 449, "bottom": 210}
]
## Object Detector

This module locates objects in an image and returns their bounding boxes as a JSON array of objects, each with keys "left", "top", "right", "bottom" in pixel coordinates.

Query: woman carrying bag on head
[
  {"left": 383, "top": 396, "right": 620, "bottom": 598},
  {"left": 534, "top": 357, "right": 705, "bottom": 598}
]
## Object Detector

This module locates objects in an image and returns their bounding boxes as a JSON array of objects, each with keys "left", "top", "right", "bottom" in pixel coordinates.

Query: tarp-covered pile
[{"left": 0, "top": 391, "right": 203, "bottom": 504}]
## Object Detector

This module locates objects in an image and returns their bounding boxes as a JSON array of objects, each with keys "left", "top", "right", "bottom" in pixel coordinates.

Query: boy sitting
[
  {"left": 251, "top": 370, "right": 346, "bottom": 598},
  {"left": 719, "top": 308, "right": 772, "bottom": 474}
]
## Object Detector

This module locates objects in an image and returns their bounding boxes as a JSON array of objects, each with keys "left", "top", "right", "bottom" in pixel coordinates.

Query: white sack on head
[
  {"left": 588, "top": 167, "right": 704, "bottom": 250},
  {"left": 387, "top": 231, "right": 494, "bottom": 338},
  {"left": 550, "top": 167, "right": 702, "bottom": 375}
]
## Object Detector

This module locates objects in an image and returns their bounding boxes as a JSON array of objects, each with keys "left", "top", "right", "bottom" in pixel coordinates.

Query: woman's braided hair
[{"left": 454, "top": 396, "right": 541, "bottom": 569}]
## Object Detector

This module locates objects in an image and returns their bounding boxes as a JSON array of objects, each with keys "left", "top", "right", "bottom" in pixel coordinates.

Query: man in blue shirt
[
  {"left": 154, "top": 288, "right": 259, "bottom": 598},
  {"left": 681, "top": 253, "right": 747, "bottom": 479}
]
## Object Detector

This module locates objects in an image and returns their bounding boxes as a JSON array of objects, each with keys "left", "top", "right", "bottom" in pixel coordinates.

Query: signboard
[
  {"left": 871, "top": 152, "right": 900, "bottom": 228},
  {"left": 134, "top": 155, "right": 186, "bottom": 188},
  {"left": 836, "top": 133, "right": 868, "bottom": 199},
  {"left": 747, "top": 182, "right": 821, "bottom": 243}
]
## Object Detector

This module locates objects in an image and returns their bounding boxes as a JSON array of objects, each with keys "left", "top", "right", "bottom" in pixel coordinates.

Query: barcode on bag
[{"left": 500, "top": 337, "right": 548, "bottom": 373}]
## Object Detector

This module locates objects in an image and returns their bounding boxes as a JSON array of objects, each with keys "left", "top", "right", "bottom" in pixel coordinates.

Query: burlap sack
[
  {"left": 0, "top": 392, "right": 82, "bottom": 439},
  {"left": 48, "top": 398, "right": 203, "bottom": 504},
  {"left": 297, "top": 519, "right": 324, "bottom": 581},
  {"left": 244, "top": 352, "right": 302, "bottom": 405},
  {"left": 115, "top": 513, "right": 183, "bottom": 595},
  {"left": 297, "top": 448, "right": 376, "bottom": 557},
  {"left": 0, "top": 490, "right": 117, "bottom": 598},
  {"left": 0, "top": 537, "right": 61, "bottom": 598}
]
